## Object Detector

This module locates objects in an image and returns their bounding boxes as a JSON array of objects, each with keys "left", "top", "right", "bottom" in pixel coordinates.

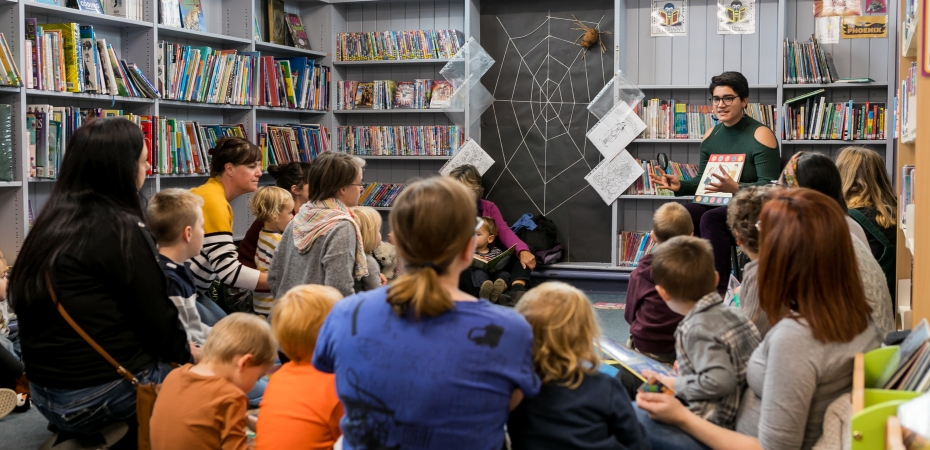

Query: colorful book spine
[{"left": 335, "top": 125, "right": 462, "bottom": 156}]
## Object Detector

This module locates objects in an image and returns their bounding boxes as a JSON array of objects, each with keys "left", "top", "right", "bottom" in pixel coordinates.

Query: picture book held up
[{"left": 693, "top": 154, "right": 745, "bottom": 206}]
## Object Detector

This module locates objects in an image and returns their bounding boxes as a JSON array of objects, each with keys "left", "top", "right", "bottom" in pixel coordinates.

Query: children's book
[
  {"left": 354, "top": 82, "right": 373, "bottom": 108},
  {"left": 34, "top": 0, "right": 62, "bottom": 5},
  {"left": 179, "top": 0, "right": 206, "bottom": 32},
  {"left": 393, "top": 81, "right": 415, "bottom": 109},
  {"left": 724, "top": 274, "right": 741, "bottom": 307},
  {"left": 267, "top": 0, "right": 286, "bottom": 45},
  {"left": 160, "top": 0, "right": 182, "bottom": 27},
  {"left": 693, "top": 154, "right": 746, "bottom": 206},
  {"left": 429, "top": 81, "right": 453, "bottom": 109},
  {"left": 72, "top": 0, "right": 104, "bottom": 14},
  {"left": 253, "top": 15, "right": 262, "bottom": 42},
  {"left": 79, "top": 26, "right": 101, "bottom": 93},
  {"left": 598, "top": 336, "right": 675, "bottom": 383},
  {"left": 593, "top": 302, "right": 625, "bottom": 310},
  {"left": 285, "top": 13, "right": 310, "bottom": 49},
  {"left": 471, "top": 245, "right": 516, "bottom": 272}
]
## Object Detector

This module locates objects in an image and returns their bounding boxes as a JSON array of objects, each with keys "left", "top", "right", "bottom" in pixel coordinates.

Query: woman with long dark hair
[{"left": 10, "top": 118, "right": 190, "bottom": 440}]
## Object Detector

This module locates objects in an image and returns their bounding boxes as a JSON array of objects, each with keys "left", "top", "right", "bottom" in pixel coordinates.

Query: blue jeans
[
  {"left": 30, "top": 363, "right": 174, "bottom": 435},
  {"left": 196, "top": 294, "right": 227, "bottom": 326},
  {"left": 634, "top": 403, "right": 711, "bottom": 450},
  {"left": 247, "top": 376, "right": 267, "bottom": 408}
]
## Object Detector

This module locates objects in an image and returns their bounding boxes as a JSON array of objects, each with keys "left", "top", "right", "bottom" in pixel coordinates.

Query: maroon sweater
[
  {"left": 623, "top": 253, "right": 684, "bottom": 355},
  {"left": 237, "top": 219, "right": 263, "bottom": 269}
]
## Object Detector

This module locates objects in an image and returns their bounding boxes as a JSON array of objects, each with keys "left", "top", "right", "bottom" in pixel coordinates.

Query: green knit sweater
[{"left": 677, "top": 115, "right": 782, "bottom": 197}]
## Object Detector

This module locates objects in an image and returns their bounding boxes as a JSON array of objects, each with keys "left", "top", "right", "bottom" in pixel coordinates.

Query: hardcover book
[
  {"left": 34, "top": 0, "right": 63, "bottom": 5},
  {"left": 268, "top": 0, "right": 286, "bottom": 45},
  {"left": 598, "top": 336, "right": 675, "bottom": 384},
  {"left": 253, "top": 15, "right": 262, "bottom": 42},
  {"left": 429, "top": 80, "right": 453, "bottom": 109},
  {"left": 693, "top": 154, "right": 745, "bottom": 206},
  {"left": 471, "top": 245, "right": 515, "bottom": 272},
  {"left": 79, "top": 26, "right": 101, "bottom": 93},
  {"left": 160, "top": 0, "right": 182, "bottom": 27},
  {"left": 354, "top": 82, "right": 373, "bottom": 108},
  {"left": 393, "top": 81, "right": 415, "bottom": 109},
  {"left": 285, "top": 13, "right": 310, "bottom": 49},
  {"left": 72, "top": 0, "right": 104, "bottom": 14},
  {"left": 179, "top": 0, "right": 206, "bottom": 32},
  {"left": 40, "top": 23, "right": 84, "bottom": 93}
]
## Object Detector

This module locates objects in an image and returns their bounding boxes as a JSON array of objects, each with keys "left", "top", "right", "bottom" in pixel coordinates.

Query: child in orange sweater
[{"left": 256, "top": 284, "right": 344, "bottom": 450}]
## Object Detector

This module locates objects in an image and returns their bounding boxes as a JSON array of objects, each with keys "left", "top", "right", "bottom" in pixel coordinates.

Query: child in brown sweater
[{"left": 150, "top": 313, "right": 277, "bottom": 450}]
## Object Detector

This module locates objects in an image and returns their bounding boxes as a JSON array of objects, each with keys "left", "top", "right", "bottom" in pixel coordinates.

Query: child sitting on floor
[
  {"left": 147, "top": 188, "right": 211, "bottom": 346},
  {"left": 256, "top": 285, "right": 344, "bottom": 449},
  {"left": 150, "top": 313, "right": 277, "bottom": 450},
  {"left": 469, "top": 216, "right": 509, "bottom": 303},
  {"left": 508, "top": 282, "right": 649, "bottom": 449},
  {"left": 725, "top": 186, "right": 777, "bottom": 337},
  {"left": 251, "top": 186, "right": 295, "bottom": 315},
  {"left": 641, "top": 236, "right": 761, "bottom": 430},
  {"left": 351, "top": 206, "right": 387, "bottom": 292},
  {"left": 624, "top": 202, "right": 693, "bottom": 364}
]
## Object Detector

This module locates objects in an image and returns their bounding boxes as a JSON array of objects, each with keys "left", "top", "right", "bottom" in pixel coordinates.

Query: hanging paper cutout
[
  {"left": 841, "top": 15, "right": 887, "bottom": 38},
  {"left": 814, "top": 0, "right": 863, "bottom": 17},
  {"left": 651, "top": 0, "right": 688, "bottom": 37},
  {"left": 816, "top": 16, "right": 841, "bottom": 43},
  {"left": 717, "top": 0, "right": 756, "bottom": 35}
]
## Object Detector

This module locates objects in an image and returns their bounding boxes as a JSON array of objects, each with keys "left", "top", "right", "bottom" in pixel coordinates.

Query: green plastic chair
[{"left": 850, "top": 346, "right": 922, "bottom": 450}]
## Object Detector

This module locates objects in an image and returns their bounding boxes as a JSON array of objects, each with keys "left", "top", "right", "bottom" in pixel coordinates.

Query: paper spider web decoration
[{"left": 484, "top": 12, "right": 613, "bottom": 215}]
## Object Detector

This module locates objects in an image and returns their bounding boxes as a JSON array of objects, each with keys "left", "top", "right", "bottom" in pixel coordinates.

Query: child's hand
[
  {"left": 642, "top": 370, "right": 677, "bottom": 389},
  {"left": 379, "top": 273, "right": 388, "bottom": 286},
  {"left": 636, "top": 391, "right": 691, "bottom": 427},
  {"left": 245, "top": 414, "right": 258, "bottom": 432}
]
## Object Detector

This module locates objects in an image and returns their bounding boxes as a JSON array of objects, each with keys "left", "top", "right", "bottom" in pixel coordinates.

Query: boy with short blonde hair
[
  {"left": 624, "top": 202, "right": 694, "bottom": 363},
  {"left": 256, "top": 285, "right": 344, "bottom": 450},
  {"left": 151, "top": 313, "right": 277, "bottom": 450}
]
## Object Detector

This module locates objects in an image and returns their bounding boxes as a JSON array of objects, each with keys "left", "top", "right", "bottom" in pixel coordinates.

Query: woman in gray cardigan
[
  {"left": 268, "top": 153, "right": 367, "bottom": 298},
  {"left": 635, "top": 188, "right": 881, "bottom": 450}
]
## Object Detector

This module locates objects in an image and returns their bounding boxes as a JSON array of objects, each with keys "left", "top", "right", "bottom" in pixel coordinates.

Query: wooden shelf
[
  {"left": 333, "top": 109, "right": 461, "bottom": 114},
  {"left": 24, "top": 3, "right": 152, "bottom": 28},
  {"left": 781, "top": 140, "right": 887, "bottom": 145},
  {"left": 27, "top": 89, "right": 155, "bottom": 103},
  {"left": 157, "top": 25, "right": 252, "bottom": 46},
  {"left": 254, "top": 42, "right": 328, "bottom": 58},
  {"left": 333, "top": 59, "right": 451, "bottom": 66},
  {"left": 370, "top": 206, "right": 393, "bottom": 211}
]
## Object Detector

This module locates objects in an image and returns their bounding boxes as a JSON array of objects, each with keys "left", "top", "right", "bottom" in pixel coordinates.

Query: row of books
[
  {"left": 32, "top": 0, "right": 145, "bottom": 21},
  {"left": 150, "top": 120, "right": 247, "bottom": 175},
  {"left": 617, "top": 231, "right": 657, "bottom": 268},
  {"left": 25, "top": 20, "right": 158, "bottom": 98},
  {"left": 334, "top": 126, "right": 463, "bottom": 156},
  {"left": 336, "top": 79, "right": 451, "bottom": 110},
  {"left": 358, "top": 183, "right": 406, "bottom": 208},
  {"left": 781, "top": 98, "right": 887, "bottom": 141},
  {"left": 624, "top": 160, "right": 698, "bottom": 196},
  {"left": 257, "top": 57, "right": 329, "bottom": 110},
  {"left": 336, "top": 30, "right": 463, "bottom": 61},
  {"left": 158, "top": 42, "right": 256, "bottom": 105},
  {"left": 0, "top": 105, "right": 12, "bottom": 182},
  {"left": 635, "top": 100, "right": 776, "bottom": 139},
  {"left": 0, "top": 33, "right": 20, "bottom": 87},
  {"left": 257, "top": 123, "right": 330, "bottom": 169},
  {"left": 783, "top": 36, "right": 838, "bottom": 84},
  {"left": 882, "top": 319, "right": 930, "bottom": 392}
]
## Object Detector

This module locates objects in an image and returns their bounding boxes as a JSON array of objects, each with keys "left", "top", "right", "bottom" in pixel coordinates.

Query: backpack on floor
[{"left": 516, "top": 215, "right": 562, "bottom": 265}]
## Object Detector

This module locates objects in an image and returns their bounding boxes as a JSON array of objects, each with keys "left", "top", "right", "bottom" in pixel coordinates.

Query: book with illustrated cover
[
  {"left": 429, "top": 81, "right": 453, "bottom": 109},
  {"left": 34, "top": 0, "right": 62, "bottom": 5},
  {"left": 96, "top": 39, "right": 118, "bottom": 96},
  {"left": 180, "top": 0, "right": 206, "bottom": 32},
  {"left": 41, "top": 24, "right": 84, "bottom": 93},
  {"left": 79, "top": 26, "right": 101, "bottom": 93},
  {"left": 471, "top": 245, "right": 516, "bottom": 272},
  {"left": 393, "top": 81, "right": 415, "bottom": 109},
  {"left": 285, "top": 13, "right": 310, "bottom": 49},
  {"left": 73, "top": 0, "right": 103, "bottom": 14},
  {"left": 253, "top": 15, "right": 262, "bottom": 42},
  {"left": 598, "top": 336, "right": 675, "bottom": 383},
  {"left": 693, "top": 154, "right": 745, "bottom": 206},
  {"left": 160, "top": 0, "right": 182, "bottom": 27},
  {"left": 268, "top": 0, "right": 286, "bottom": 45},
  {"left": 355, "top": 82, "right": 373, "bottom": 108}
]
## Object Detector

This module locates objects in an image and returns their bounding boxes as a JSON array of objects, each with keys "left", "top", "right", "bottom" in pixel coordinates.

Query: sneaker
[
  {"left": 489, "top": 279, "right": 507, "bottom": 303},
  {"left": 478, "top": 280, "right": 494, "bottom": 300},
  {"left": 0, "top": 388, "right": 16, "bottom": 419}
]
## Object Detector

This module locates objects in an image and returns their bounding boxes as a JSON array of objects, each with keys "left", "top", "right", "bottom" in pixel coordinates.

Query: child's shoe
[
  {"left": 479, "top": 281, "right": 495, "bottom": 300},
  {"left": 490, "top": 279, "right": 507, "bottom": 303},
  {"left": 0, "top": 388, "right": 16, "bottom": 419}
]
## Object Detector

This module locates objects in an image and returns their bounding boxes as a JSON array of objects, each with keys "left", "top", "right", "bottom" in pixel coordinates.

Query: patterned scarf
[
  {"left": 292, "top": 198, "right": 369, "bottom": 280},
  {"left": 779, "top": 152, "right": 803, "bottom": 188}
]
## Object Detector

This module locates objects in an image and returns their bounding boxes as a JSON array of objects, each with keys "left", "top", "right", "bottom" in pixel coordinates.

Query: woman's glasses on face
[{"left": 710, "top": 96, "right": 738, "bottom": 106}]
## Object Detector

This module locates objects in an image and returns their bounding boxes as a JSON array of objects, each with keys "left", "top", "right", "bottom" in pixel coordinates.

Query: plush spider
[{"left": 572, "top": 15, "right": 612, "bottom": 57}]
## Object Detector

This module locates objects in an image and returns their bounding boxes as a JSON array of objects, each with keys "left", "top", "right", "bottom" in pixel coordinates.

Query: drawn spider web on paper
[{"left": 484, "top": 13, "right": 612, "bottom": 215}]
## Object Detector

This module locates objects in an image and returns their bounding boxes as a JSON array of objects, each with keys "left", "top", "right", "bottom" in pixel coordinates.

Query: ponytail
[{"left": 387, "top": 266, "right": 453, "bottom": 318}]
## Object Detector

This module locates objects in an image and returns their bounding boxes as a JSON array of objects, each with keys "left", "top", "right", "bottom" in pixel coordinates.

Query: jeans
[
  {"left": 247, "top": 376, "right": 267, "bottom": 408},
  {"left": 684, "top": 203, "right": 734, "bottom": 294},
  {"left": 196, "top": 294, "right": 227, "bottom": 326},
  {"left": 634, "top": 403, "right": 711, "bottom": 450},
  {"left": 30, "top": 363, "right": 174, "bottom": 435}
]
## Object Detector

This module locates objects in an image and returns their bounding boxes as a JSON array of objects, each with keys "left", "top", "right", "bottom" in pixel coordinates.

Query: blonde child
[
  {"left": 256, "top": 285, "right": 344, "bottom": 449},
  {"left": 351, "top": 206, "right": 386, "bottom": 292},
  {"left": 472, "top": 217, "right": 508, "bottom": 303},
  {"left": 509, "top": 282, "right": 649, "bottom": 449},
  {"left": 150, "top": 313, "right": 277, "bottom": 450},
  {"left": 0, "top": 249, "right": 28, "bottom": 417},
  {"left": 251, "top": 187, "right": 295, "bottom": 315}
]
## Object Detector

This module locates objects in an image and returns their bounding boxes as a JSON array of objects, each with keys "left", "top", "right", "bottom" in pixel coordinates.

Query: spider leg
[
  {"left": 574, "top": 34, "right": 584, "bottom": 45},
  {"left": 600, "top": 40, "right": 608, "bottom": 53}
]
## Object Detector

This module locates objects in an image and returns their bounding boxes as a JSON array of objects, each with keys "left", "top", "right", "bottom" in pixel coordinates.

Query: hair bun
[
  {"left": 207, "top": 147, "right": 217, "bottom": 156},
  {"left": 267, "top": 164, "right": 282, "bottom": 177}
]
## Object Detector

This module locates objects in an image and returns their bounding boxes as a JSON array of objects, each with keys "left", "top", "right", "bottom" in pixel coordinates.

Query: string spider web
[{"left": 485, "top": 12, "right": 611, "bottom": 215}]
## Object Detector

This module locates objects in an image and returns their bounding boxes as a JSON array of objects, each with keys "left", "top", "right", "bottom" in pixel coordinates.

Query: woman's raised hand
[{"left": 649, "top": 173, "right": 681, "bottom": 192}]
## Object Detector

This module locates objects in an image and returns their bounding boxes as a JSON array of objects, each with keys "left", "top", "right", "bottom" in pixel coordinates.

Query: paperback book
[
  {"left": 618, "top": 231, "right": 656, "bottom": 268},
  {"left": 335, "top": 125, "right": 463, "bottom": 156},
  {"left": 285, "top": 13, "right": 310, "bottom": 49},
  {"left": 179, "top": 0, "right": 206, "bottom": 32},
  {"left": 471, "top": 245, "right": 516, "bottom": 272},
  {"left": 598, "top": 336, "right": 675, "bottom": 383},
  {"left": 693, "top": 154, "right": 745, "bottom": 206},
  {"left": 429, "top": 81, "right": 454, "bottom": 109},
  {"left": 160, "top": 0, "right": 182, "bottom": 27},
  {"left": 257, "top": 123, "right": 329, "bottom": 169},
  {"left": 358, "top": 183, "right": 406, "bottom": 208},
  {"left": 336, "top": 30, "right": 463, "bottom": 61}
]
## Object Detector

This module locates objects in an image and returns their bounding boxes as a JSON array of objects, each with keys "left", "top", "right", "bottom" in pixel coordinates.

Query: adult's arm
[
  {"left": 237, "top": 219, "right": 264, "bottom": 269},
  {"left": 677, "top": 129, "right": 713, "bottom": 196},
  {"left": 190, "top": 232, "right": 262, "bottom": 293},
  {"left": 482, "top": 201, "right": 530, "bottom": 254},
  {"left": 636, "top": 392, "right": 763, "bottom": 450},
  {"left": 739, "top": 127, "right": 781, "bottom": 189},
  {"left": 322, "top": 222, "right": 358, "bottom": 297},
  {"left": 673, "top": 324, "right": 738, "bottom": 401}
]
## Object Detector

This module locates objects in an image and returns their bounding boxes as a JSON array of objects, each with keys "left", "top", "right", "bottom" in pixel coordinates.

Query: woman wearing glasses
[
  {"left": 652, "top": 71, "right": 781, "bottom": 294},
  {"left": 268, "top": 152, "right": 368, "bottom": 298}
]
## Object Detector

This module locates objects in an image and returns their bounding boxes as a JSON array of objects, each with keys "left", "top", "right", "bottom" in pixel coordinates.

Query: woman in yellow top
[{"left": 190, "top": 137, "right": 269, "bottom": 294}]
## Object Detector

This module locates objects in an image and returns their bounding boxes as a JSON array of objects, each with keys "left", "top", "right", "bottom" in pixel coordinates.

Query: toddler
[
  {"left": 508, "top": 282, "right": 649, "bottom": 449},
  {"left": 150, "top": 313, "right": 277, "bottom": 450},
  {"left": 251, "top": 187, "right": 295, "bottom": 315},
  {"left": 472, "top": 216, "right": 509, "bottom": 303},
  {"left": 256, "top": 285, "right": 344, "bottom": 449},
  {"left": 640, "top": 236, "right": 761, "bottom": 430},
  {"left": 351, "top": 206, "right": 386, "bottom": 292},
  {"left": 0, "top": 249, "right": 28, "bottom": 416}
]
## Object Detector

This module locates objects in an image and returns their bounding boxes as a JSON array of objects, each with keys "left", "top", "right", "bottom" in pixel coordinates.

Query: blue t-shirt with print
[{"left": 313, "top": 286, "right": 540, "bottom": 450}]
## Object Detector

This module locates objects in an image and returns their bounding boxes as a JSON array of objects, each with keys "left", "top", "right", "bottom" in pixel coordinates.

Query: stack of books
[
  {"left": 624, "top": 159, "right": 698, "bottom": 196},
  {"left": 783, "top": 36, "right": 838, "bottom": 84},
  {"left": 881, "top": 319, "right": 930, "bottom": 392},
  {"left": 25, "top": 21, "right": 158, "bottom": 98},
  {"left": 337, "top": 79, "right": 452, "bottom": 110},
  {"left": 618, "top": 231, "right": 657, "bottom": 268},
  {"left": 335, "top": 125, "right": 463, "bottom": 156},
  {"left": 158, "top": 42, "right": 256, "bottom": 105},
  {"left": 782, "top": 98, "right": 886, "bottom": 140},
  {"left": 256, "top": 123, "right": 329, "bottom": 169},
  {"left": 257, "top": 56, "right": 329, "bottom": 110},
  {"left": 358, "top": 183, "right": 406, "bottom": 208},
  {"left": 336, "top": 30, "right": 463, "bottom": 61},
  {"left": 636, "top": 100, "right": 776, "bottom": 139}
]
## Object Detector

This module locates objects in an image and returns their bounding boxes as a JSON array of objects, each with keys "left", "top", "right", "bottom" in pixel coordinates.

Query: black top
[
  {"left": 508, "top": 371, "right": 650, "bottom": 450},
  {"left": 853, "top": 207, "right": 897, "bottom": 261},
  {"left": 16, "top": 221, "right": 190, "bottom": 389}
]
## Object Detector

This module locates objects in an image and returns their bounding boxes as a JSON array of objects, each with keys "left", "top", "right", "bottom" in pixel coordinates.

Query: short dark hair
[
  {"left": 268, "top": 161, "right": 312, "bottom": 193},
  {"left": 726, "top": 185, "right": 776, "bottom": 254},
  {"left": 709, "top": 71, "right": 750, "bottom": 100},
  {"left": 208, "top": 137, "right": 261, "bottom": 177},
  {"left": 796, "top": 152, "right": 847, "bottom": 213},
  {"left": 306, "top": 152, "right": 365, "bottom": 202},
  {"left": 652, "top": 236, "right": 717, "bottom": 302}
]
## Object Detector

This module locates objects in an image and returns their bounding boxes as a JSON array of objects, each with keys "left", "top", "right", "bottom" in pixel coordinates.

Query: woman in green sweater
[{"left": 652, "top": 72, "right": 781, "bottom": 293}]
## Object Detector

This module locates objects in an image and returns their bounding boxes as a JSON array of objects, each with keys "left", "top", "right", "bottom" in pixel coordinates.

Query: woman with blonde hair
[
  {"left": 836, "top": 146, "right": 897, "bottom": 296},
  {"left": 313, "top": 177, "right": 539, "bottom": 450},
  {"left": 509, "top": 282, "right": 649, "bottom": 449}
]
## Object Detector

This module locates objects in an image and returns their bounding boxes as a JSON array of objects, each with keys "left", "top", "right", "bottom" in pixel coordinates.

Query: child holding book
[
  {"left": 256, "top": 284, "right": 344, "bottom": 450},
  {"left": 624, "top": 202, "right": 693, "bottom": 364},
  {"left": 251, "top": 186, "right": 295, "bottom": 315},
  {"left": 468, "top": 216, "right": 509, "bottom": 303},
  {"left": 150, "top": 313, "right": 277, "bottom": 450},
  {"left": 508, "top": 282, "right": 649, "bottom": 449},
  {"left": 351, "top": 206, "right": 387, "bottom": 292},
  {"left": 640, "top": 236, "right": 761, "bottom": 430}
]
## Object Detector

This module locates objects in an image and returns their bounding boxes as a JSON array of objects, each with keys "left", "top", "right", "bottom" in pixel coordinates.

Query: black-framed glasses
[{"left": 710, "top": 96, "right": 739, "bottom": 106}]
